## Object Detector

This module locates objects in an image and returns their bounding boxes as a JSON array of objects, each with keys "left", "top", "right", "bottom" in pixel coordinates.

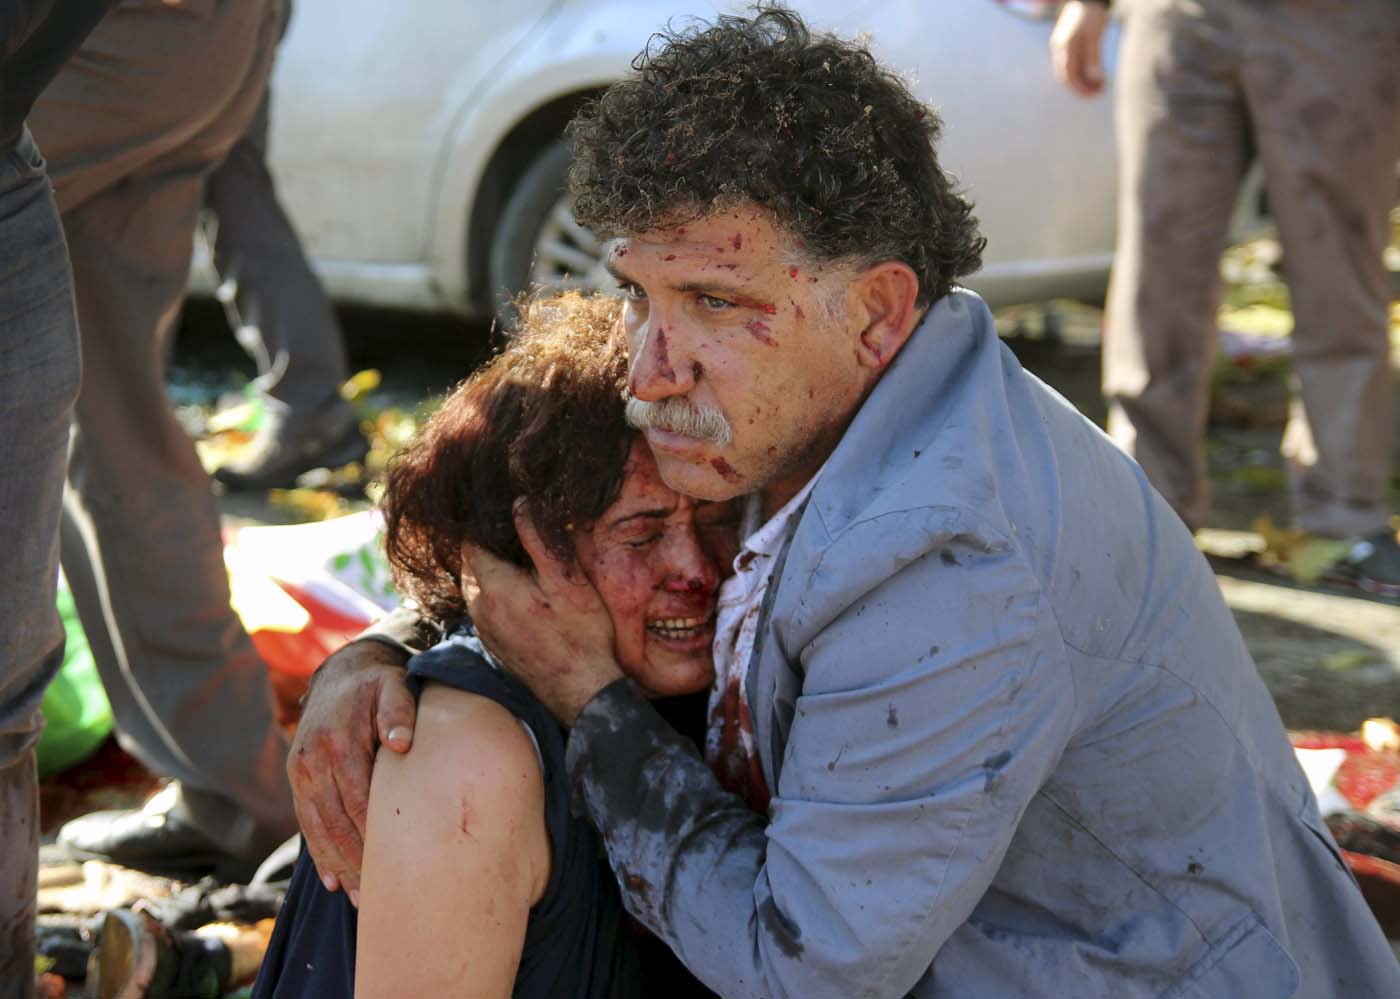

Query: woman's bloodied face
[{"left": 573, "top": 438, "right": 740, "bottom": 698}]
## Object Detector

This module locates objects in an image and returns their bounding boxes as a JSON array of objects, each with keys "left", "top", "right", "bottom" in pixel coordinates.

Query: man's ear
[{"left": 849, "top": 261, "right": 921, "bottom": 370}]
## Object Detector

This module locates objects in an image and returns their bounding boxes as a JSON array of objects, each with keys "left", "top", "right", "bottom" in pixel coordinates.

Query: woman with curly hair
[{"left": 252, "top": 291, "right": 735, "bottom": 998}]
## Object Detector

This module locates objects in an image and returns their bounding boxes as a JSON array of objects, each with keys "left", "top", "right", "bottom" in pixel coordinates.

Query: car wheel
[{"left": 489, "top": 139, "right": 613, "bottom": 323}]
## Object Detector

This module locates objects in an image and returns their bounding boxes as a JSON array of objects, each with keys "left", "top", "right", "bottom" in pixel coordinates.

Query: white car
[{"left": 264, "top": 0, "right": 1122, "bottom": 316}]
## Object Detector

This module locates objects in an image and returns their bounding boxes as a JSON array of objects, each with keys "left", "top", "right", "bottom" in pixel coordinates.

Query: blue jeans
[{"left": 0, "top": 126, "right": 81, "bottom": 996}]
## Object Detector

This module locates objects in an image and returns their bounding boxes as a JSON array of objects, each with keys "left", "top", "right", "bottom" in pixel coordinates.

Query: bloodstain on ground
[
  {"left": 710, "top": 457, "right": 742, "bottom": 484},
  {"left": 655, "top": 327, "right": 676, "bottom": 382},
  {"left": 745, "top": 318, "right": 776, "bottom": 346}
]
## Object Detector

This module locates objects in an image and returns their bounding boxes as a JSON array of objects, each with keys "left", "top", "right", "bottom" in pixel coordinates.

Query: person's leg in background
[
  {"left": 0, "top": 127, "right": 82, "bottom": 999},
  {"left": 1102, "top": 0, "right": 1253, "bottom": 531},
  {"left": 28, "top": 0, "right": 297, "bottom": 869},
  {"left": 205, "top": 0, "right": 366, "bottom": 492},
  {"left": 1243, "top": 0, "right": 1400, "bottom": 585}
]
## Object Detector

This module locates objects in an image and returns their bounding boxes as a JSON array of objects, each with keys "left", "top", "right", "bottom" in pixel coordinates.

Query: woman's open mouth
[{"left": 646, "top": 614, "right": 713, "bottom": 641}]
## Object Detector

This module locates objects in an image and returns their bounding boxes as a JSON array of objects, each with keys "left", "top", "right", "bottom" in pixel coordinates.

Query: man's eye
[
  {"left": 698, "top": 294, "right": 732, "bottom": 311},
  {"left": 620, "top": 282, "right": 648, "bottom": 303}
]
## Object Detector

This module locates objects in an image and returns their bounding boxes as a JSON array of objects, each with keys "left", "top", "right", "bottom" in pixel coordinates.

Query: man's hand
[
  {"left": 287, "top": 639, "right": 415, "bottom": 902},
  {"left": 1050, "top": 1, "right": 1109, "bottom": 97},
  {"left": 462, "top": 501, "right": 624, "bottom": 724}
]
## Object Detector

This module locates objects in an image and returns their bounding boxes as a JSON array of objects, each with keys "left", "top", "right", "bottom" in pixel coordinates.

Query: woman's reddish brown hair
[{"left": 382, "top": 291, "right": 632, "bottom": 621}]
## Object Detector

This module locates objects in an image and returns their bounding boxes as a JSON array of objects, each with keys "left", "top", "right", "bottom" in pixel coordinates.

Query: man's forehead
[{"left": 617, "top": 204, "right": 789, "bottom": 248}]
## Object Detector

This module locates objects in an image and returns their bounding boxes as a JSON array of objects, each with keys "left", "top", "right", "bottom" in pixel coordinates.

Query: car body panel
[{"left": 263, "top": 1, "right": 1128, "bottom": 315}]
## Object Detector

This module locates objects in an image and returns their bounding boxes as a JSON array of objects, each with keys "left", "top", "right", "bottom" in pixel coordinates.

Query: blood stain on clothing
[
  {"left": 982, "top": 750, "right": 1012, "bottom": 792},
  {"left": 710, "top": 457, "right": 742, "bottom": 483},
  {"left": 759, "top": 897, "right": 805, "bottom": 959}
]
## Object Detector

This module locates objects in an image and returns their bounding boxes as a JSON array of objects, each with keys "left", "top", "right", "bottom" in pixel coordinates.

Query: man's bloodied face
[
  {"left": 611, "top": 206, "right": 872, "bottom": 504},
  {"left": 573, "top": 439, "right": 740, "bottom": 698}
]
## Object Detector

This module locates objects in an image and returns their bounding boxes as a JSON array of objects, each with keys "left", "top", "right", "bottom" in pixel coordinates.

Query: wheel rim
[{"left": 529, "top": 196, "right": 615, "bottom": 293}]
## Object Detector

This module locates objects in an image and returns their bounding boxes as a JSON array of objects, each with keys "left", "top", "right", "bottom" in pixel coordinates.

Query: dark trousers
[
  {"left": 27, "top": 0, "right": 298, "bottom": 861},
  {"left": 204, "top": 0, "right": 354, "bottom": 430},
  {"left": 0, "top": 126, "right": 81, "bottom": 999}
]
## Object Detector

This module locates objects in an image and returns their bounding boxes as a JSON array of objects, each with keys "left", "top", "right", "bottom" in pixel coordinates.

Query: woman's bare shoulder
[{"left": 378, "top": 682, "right": 545, "bottom": 801}]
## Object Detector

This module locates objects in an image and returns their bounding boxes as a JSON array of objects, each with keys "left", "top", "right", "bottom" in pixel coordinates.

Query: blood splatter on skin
[
  {"left": 691, "top": 361, "right": 704, "bottom": 381},
  {"left": 745, "top": 318, "right": 776, "bottom": 346},
  {"left": 732, "top": 296, "right": 776, "bottom": 313},
  {"left": 792, "top": 301, "right": 805, "bottom": 320},
  {"left": 654, "top": 327, "right": 676, "bottom": 382},
  {"left": 663, "top": 254, "right": 678, "bottom": 261},
  {"left": 731, "top": 233, "right": 743, "bottom": 251},
  {"left": 788, "top": 267, "right": 799, "bottom": 278},
  {"left": 685, "top": 577, "right": 708, "bottom": 594},
  {"left": 710, "top": 457, "right": 742, "bottom": 484}
]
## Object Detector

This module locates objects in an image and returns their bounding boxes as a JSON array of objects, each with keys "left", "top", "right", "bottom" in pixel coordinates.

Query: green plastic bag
[{"left": 35, "top": 580, "right": 113, "bottom": 777}]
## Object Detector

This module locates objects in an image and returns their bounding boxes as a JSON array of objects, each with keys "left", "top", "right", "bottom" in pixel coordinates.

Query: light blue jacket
[{"left": 566, "top": 290, "right": 1399, "bottom": 998}]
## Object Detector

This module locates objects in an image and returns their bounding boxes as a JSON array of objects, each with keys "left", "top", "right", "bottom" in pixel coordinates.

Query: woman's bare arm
[{"left": 355, "top": 684, "right": 551, "bottom": 998}]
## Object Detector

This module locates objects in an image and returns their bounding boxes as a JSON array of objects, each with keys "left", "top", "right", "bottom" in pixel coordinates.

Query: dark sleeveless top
[{"left": 252, "top": 627, "right": 642, "bottom": 998}]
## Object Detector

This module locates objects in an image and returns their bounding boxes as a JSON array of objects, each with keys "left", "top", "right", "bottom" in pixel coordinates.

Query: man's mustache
[{"left": 625, "top": 396, "right": 733, "bottom": 447}]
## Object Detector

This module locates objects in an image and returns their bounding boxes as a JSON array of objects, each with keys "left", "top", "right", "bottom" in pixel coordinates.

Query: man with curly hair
[{"left": 292, "top": 7, "right": 1399, "bottom": 996}]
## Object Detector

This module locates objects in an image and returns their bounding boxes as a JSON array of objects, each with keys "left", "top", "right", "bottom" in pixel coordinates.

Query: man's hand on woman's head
[
  {"left": 461, "top": 499, "right": 625, "bottom": 725},
  {"left": 287, "top": 639, "right": 416, "bottom": 903}
]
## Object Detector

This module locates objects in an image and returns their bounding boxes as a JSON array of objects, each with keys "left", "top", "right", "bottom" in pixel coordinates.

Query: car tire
[{"left": 489, "top": 139, "right": 611, "bottom": 326}]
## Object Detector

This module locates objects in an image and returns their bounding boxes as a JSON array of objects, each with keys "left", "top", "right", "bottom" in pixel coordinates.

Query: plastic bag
[{"left": 36, "top": 580, "right": 114, "bottom": 777}]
